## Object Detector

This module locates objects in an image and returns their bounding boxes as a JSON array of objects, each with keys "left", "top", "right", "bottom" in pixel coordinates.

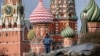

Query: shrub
[{"left": 27, "top": 29, "right": 35, "bottom": 41}]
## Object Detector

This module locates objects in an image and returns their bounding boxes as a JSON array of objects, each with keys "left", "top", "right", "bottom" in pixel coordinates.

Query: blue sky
[{"left": 0, "top": 0, "right": 100, "bottom": 31}]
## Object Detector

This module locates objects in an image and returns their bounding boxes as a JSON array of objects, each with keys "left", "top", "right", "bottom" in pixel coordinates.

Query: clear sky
[{"left": 0, "top": 0, "right": 100, "bottom": 31}]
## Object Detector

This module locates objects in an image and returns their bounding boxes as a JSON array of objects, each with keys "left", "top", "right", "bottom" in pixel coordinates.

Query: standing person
[{"left": 43, "top": 34, "right": 52, "bottom": 54}]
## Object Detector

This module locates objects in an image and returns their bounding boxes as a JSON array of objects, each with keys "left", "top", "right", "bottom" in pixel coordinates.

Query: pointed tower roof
[
  {"left": 30, "top": 0, "right": 53, "bottom": 23},
  {"left": 80, "top": 0, "right": 100, "bottom": 22}
]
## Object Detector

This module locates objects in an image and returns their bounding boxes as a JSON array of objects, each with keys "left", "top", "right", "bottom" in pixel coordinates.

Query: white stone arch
[{"left": 22, "top": 21, "right": 31, "bottom": 41}]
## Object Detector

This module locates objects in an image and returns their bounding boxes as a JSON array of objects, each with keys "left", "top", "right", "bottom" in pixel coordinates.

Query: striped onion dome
[
  {"left": 61, "top": 26, "right": 75, "bottom": 38},
  {"left": 80, "top": 0, "right": 100, "bottom": 22},
  {"left": 30, "top": 0, "right": 53, "bottom": 23}
]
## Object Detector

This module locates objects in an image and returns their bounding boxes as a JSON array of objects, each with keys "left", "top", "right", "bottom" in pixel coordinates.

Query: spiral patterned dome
[
  {"left": 80, "top": 0, "right": 100, "bottom": 22},
  {"left": 30, "top": 0, "right": 53, "bottom": 23},
  {"left": 61, "top": 26, "right": 75, "bottom": 38}
]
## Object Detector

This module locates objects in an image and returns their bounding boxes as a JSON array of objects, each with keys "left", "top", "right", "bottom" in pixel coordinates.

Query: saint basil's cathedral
[{"left": 0, "top": 0, "right": 100, "bottom": 56}]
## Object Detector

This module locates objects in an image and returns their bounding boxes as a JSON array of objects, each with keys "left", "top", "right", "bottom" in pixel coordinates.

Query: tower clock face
[{"left": 4, "top": 5, "right": 14, "bottom": 16}]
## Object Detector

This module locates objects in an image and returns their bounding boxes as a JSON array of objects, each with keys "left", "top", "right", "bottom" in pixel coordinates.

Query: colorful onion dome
[
  {"left": 30, "top": 0, "right": 53, "bottom": 23},
  {"left": 80, "top": 0, "right": 100, "bottom": 22},
  {"left": 61, "top": 26, "right": 75, "bottom": 38}
]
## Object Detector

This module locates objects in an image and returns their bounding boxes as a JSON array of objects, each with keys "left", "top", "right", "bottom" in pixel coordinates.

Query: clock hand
[
  {"left": 7, "top": 8, "right": 10, "bottom": 12},
  {"left": 7, "top": 8, "right": 9, "bottom": 11}
]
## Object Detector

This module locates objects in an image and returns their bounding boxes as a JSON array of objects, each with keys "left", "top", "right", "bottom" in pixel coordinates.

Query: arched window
[
  {"left": 8, "top": 23, "right": 12, "bottom": 28},
  {"left": 14, "top": 23, "right": 17, "bottom": 27},
  {"left": 30, "top": 25, "right": 32, "bottom": 29},
  {"left": 6, "top": 33, "right": 8, "bottom": 36},
  {"left": 2, "top": 23, "right": 5, "bottom": 28},
  {"left": 53, "top": 14, "right": 56, "bottom": 17},
  {"left": 61, "top": 13, "right": 64, "bottom": 17},
  {"left": 69, "top": 13, "right": 72, "bottom": 17}
]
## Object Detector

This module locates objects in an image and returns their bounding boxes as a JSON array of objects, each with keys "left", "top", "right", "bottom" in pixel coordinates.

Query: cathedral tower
[
  {"left": 50, "top": 0, "right": 77, "bottom": 42},
  {"left": 29, "top": 0, "right": 53, "bottom": 54},
  {"left": 0, "top": 0, "right": 30, "bottom": 56}
]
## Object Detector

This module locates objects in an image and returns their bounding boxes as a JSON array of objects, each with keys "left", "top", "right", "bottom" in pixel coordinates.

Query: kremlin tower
[{"left": 0, "top": 0, "right": 30, "bottom": 56}]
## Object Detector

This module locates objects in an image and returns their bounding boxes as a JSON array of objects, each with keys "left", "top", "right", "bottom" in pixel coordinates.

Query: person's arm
[
  {"left": 43, "top": 39, "right": 44, "bottom": 44},
  {"left": 50, "top": 38, "right": 53, "bottom": 44}
]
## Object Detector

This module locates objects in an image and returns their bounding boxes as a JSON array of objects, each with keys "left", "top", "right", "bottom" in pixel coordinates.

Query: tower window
[
  {"left": 7, "top": 50, "right": 8, "bottom": 52},
  {"left": 61, "top": 28, "right": 64, "bottom": 31},
  {"left": 6, "top": 33, "right": 8, "bottom": 36},
  {"left": 30, "top": 25, "right": 32, "bottom": 29},
  {"left": 61, "top": 14, "right": 64, "bottom": 17},
  {"left": 14, "top": 23, "right": 17, "bottom": 27},
  {"left": 69, "top": 13, "right": 72, "bottom": 17},
  {"left": 25, "top": 48, "right": 27, "bottom": 51},
  {"left": 53, "top": 14, "right": 56, "bottom": 17},
  {"left": 2, "top": 23, "right": 5, "bottom": 28},
  {"left": 8, "top": 23, "right": 12, "bottom": 28},
  {"left": 6, "top": 42, "right": 8, "bottom": 43},
  {"left": 13, "top": 41, "right": 15, "bottom": 43}
]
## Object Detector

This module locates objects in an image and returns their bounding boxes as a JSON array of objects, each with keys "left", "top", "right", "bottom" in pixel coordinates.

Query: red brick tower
[
  {"left": 0, "top": 0, "right": 30, "bottom": 56},
  {"left": 50, "top": 0, "right": 77, "bottom": 43}
]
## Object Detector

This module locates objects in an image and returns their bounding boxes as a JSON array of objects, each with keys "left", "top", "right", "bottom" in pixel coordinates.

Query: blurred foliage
[
  {"left": 27, "top": 29, "right": 35, "bottom": 41},
  {"left": 80, "top": 31, "right": 100, "bottom": 44}
]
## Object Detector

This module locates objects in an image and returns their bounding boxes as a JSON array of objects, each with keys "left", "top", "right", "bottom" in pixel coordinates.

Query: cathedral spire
[
  {"left": 39, "top": 0, "right": 42, "bottom": 2},
  {"left": 30, "top": 0, "right": 53, "bottom": 23}
]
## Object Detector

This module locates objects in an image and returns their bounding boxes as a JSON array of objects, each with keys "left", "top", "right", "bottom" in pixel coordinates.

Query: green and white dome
[
  {"left": 61, "top": 26, "right": 75, "bottom": 38},
  {"left": 80, "top": 0, "right": 100, "bottom": 22}
]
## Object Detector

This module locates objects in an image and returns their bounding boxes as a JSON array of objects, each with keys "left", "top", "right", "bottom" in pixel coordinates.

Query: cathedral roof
[
  {"left": 80, "top": 0, "right": 100, "bottom": 22},
  {"left": 30, "top": 0, "right": 53, "bottom": 23},
  {"left": 61, "top": 26, "right": 75, "bottom": 38}
]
